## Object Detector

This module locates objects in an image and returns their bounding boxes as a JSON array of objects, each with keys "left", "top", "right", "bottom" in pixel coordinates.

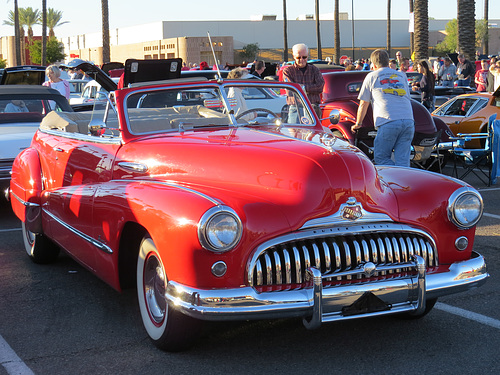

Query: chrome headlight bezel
[
  {"left": 198, "top": 206, "right": 242, "bottom": 252},
  {"left": 447, "top": 187, "right": 483, "bottom": 229}
]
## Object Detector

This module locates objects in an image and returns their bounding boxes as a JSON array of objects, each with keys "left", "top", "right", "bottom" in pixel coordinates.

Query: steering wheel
[{"left": 235, "top": 108, "right": 278, "bottom": 120}]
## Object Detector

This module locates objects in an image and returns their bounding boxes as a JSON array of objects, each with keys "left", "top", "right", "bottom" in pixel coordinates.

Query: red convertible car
[{"left": 9, "top": 60, "right": 488, "bottom": 351}]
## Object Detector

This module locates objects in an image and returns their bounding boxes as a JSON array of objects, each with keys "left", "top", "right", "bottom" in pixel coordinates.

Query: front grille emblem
[{"left": 341, "top": 197, "right": 363, "bottom": 221}]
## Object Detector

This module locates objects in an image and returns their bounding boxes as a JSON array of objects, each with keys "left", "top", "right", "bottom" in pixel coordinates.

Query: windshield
[{"left": 124, "top": 83, "right": 315, "bottom": 135}]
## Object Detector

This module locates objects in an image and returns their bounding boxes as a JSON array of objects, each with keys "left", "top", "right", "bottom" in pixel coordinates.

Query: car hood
[
  {"left": 0, "top": 123, "right": 39, "bottom": 159},
  {"left": 61, "top": 59, "right": 117, "bottom": 92},
  {"left": 115, "top": 127, "right": 399, "bottom": 230}
]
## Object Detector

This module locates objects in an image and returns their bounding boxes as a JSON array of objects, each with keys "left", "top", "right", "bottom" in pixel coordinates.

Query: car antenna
[{"left": 207, "top": 32, "right": 222, "bottom": 83}]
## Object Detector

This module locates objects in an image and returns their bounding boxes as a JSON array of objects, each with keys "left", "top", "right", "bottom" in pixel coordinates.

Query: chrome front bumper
[{"left": 166, "top": 251, "right": 488, "bottom": 329}]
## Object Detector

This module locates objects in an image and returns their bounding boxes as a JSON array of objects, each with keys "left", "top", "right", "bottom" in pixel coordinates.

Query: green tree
[
  {"left": 21, "top": 7, "right": 40, "bottom": 44},
  {"left": 435, "top": 18, "right": 488, "bottom": 56},
  {"left": 3, "top": 3, "right": 24, "bottom": 65},
  {"left": 0, "top": 58, "right": 7, "bottom": 69},
  {"left": 44, "top": 8, "right": 68, "bottom": 38},
  {"left": 239, "top": 43, "right": 260, "bottom": 61},
  {"left": 28, "top": 37, "right": 65, "bottom": 64}
]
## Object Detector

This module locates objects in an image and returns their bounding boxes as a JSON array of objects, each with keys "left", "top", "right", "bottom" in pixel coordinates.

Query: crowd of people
[{"left": 6, "top": 45, "right": 499, "bottom": 170}]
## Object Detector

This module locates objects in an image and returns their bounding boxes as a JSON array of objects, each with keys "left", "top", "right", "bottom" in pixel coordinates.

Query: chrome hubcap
[{"left": 144, "top": 254, "right": 166, "bottom": 325}]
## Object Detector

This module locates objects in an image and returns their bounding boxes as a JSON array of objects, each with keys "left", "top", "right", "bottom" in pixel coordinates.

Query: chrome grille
[
  {"left": 0, "top": 159, "right": 14, "bottom": 179},
  {"left": 248, "top": 225, "right": 437, "bottom": 287}
]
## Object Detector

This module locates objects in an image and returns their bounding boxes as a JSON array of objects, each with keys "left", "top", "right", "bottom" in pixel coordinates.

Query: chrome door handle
[{"left": 53, "top": 147, "right": 63, "bottom": 152}]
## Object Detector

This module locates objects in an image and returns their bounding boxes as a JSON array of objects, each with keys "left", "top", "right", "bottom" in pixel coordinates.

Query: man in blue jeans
[{"left": 352, "top": 49, "right": 414, "bottom": 167}]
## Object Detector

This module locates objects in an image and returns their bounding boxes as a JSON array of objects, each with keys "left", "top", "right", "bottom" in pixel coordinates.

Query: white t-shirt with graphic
[{"left": 358, "top": 67, "right": 414, "bottom": 128}]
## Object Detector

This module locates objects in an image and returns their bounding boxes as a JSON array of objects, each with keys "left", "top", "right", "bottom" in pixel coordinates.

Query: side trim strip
[
  {"left": 43, "top": 209, "right": 113, "bottom": 254},
  {"left": 9, "top": 191, "right": 40, "bottom": 208},
  {"left": 118, "top": 179, "right": 221, "bottom": 205}
]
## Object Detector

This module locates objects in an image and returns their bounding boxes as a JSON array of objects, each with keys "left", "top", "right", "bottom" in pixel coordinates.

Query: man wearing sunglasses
[{"left": 282, "top": 43, "right": 325, "bottom": 121}]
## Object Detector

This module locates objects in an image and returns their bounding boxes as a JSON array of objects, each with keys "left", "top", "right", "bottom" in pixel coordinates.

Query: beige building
[{"left": 67, "top": 36, "right": 233, "bottom": 67}]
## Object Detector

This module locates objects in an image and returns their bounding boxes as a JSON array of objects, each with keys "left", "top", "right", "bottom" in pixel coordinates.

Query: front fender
[
  {"left": 10, "top": 148, "right": 43, "bottom": 233},
  {"left": 92, "top": 180, "right": 221, "bottom": 288},
  {"left": 377, "top": 167, "right": 476, "bottom": 264}
]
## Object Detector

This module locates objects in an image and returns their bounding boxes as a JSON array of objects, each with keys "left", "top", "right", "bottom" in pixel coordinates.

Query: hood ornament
[
  {"left": 340, "top": 197, "right": 363, "bottom": 221},
  {"left": 299, "top": 196, "right": 393, "bottom": 230}
]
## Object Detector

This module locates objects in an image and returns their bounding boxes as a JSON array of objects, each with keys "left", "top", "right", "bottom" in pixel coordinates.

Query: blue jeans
[
  {"left": 441, "top": 80, "right": 454, "bottom": 88},
  {"left": 457, "top": 78, "right": 471, "bottom": 87},
  {"left": 374, "top": 119, "right": 415, "bottom": 167}
]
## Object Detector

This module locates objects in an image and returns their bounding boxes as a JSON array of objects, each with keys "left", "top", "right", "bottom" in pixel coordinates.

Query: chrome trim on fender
[
  {"left": 165, "top": 252, "right": 488, "bottom": 326},
  {"left": 43, "top": 209, "right": 113, "bottom": 254},
  {"left": 9, "top": 190, "right": 40, "bottom": 208},
  {"left": 118, "top": 179, "right": 221, "bottom": 206}
]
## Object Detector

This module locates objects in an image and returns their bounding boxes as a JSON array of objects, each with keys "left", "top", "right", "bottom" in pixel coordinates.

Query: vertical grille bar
[
  {"left": 283, "top": 249, "right": 292, "bottom": 284},
  {"left": 322, "top": 241, "right": 331, "bottom": 273},
  {"left": 370, "top": 239, "right": 378, "bottom": 263},
  {"left": 293, "top": 246, "right": 302, "bottom": 283},
  {"left": 264, "top": 253, "right": 272, "bottom": 285},
  {"left": 274, "top": 252, "right": 282, "bottom": 284},
  {"left": 256, "top": 261, "right": 263, "bottom": 285},
  {"left": 302, "top": 245, "right": 311, "bottom": 270},
  {"left": 312, "top": 243, "right": 321, "bottom": 270}
]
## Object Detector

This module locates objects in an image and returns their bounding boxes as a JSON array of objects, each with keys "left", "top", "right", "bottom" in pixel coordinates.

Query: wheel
[
  {"left": 22, "top": 222, "right": 60, "bottom": 264},
  {"left": 398, "top": 298, "right": 437, "bottom": 320},
  {"left": 137, "top": 236, "right": 202, "bottom": 351},
  {"left": 235, "top": 107, "right": 278, "bottom": 120}
]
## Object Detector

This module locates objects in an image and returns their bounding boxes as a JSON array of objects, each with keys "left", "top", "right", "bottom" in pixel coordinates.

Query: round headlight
[
  {"left": 448, "top": 188, "right": 483, "bottom": 229},
  {"left": 198, "top": 206, "right": 242, "bottom": 252}
]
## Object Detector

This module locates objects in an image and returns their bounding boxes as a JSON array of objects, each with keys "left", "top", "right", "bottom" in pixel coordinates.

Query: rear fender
[{"left": 10, "top": 148, "right": 43, "bottom": 233}]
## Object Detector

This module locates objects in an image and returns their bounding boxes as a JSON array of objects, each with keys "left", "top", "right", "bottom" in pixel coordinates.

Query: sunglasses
[{"left": 295, "top": 56, "right": 308, "bottom": 60}]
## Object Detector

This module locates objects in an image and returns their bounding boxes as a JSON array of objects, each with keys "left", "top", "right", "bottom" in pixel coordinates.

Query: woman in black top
[{"left": 412, "top": 60, "right": 435, "bottom": 112}]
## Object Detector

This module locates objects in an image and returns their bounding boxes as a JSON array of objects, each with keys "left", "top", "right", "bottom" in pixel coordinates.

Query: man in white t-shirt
[{"left": 352, "top": 49, "right": 414, "bottom": 167}]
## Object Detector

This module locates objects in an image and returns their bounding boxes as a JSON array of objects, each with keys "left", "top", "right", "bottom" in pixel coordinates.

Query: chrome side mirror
[{"left": 321, "top": 109, "right": 340, "bottom": 125}]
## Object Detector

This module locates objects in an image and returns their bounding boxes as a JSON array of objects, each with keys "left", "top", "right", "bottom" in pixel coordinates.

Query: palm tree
[
  {"left": 387, "top": 0, "right": 391, "bottom": 56},
  {"left": 283, "top": 0, "right": 288, "bottom": 62},
  {"left": 41, "top": 0, "right": 47, "bottom": 66},
  {"left": 46, "top": 8, "right": 68, "bottom": 38},
  {"left": 4, "top": 2, "right": 22, "bottom": 65},
  {"left": 315, "top": 0, "right": 322, "bottom": 60},
  {"left": 413, "top": 0, "right": 428, "bottom": 61},
  {"left": 102, "top": 0, "right": 110, "bottom": 63},
  {"left": 409, "top": 0, "right": 414, "bottom": 57},
  {"left": 22, "top": 7, "right": 40, "bottom": 45},
  {"left": 457, "top": 0, "right": 476, "bottom": 60},
  {"left": 334, "top": 0, "right": 340, "bottom": 65},
  {"left": 483, "top": 0, "right": 488, "bottom": 56}
]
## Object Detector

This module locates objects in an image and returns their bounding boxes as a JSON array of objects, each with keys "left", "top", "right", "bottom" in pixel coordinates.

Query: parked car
[
  {"left": 9, "top": 59, "right": 488, "bottom": 352},
  {"left": 319, "top": 70, "right": 454, "bottom": 163},
  {"left": 432, "top": 87, "right": 500, "bottom": 148},
  {"left": 67, "top": 79, "right": 89, "bottom": 102},
  {"left": 0, "top": 85, "right": 73, "bottom": 196},
  {"left": 0, "top": 65, "right": 45, "bottom": 85}
]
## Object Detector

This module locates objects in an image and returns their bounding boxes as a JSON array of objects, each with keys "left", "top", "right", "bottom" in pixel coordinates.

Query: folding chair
[
  {"left": 450, "top": 114, "right": 497, "bottom": 186},
  {"left": 411, "top": 130, "right": 443, "bottom": 173}
]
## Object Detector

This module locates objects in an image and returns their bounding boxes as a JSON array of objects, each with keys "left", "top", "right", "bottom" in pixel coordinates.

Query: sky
[{"left": 1, "top": 0, "right": 499, "bottom": 39}]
